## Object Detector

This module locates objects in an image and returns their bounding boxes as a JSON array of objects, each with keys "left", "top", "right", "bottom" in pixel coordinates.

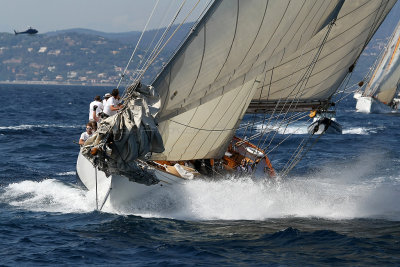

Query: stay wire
[
  {"left": 261, "top": 20, "right": 335, "bottom": 154},
  {"left": 130, "top": 1, "right": 177, "bottom": 82},
  {"left": 131, "top": 0, "right": 186, "bottom": 83},
  {"left": 137, "top": 0, "right": 202, "bottom": 83},
  {"left": 117, "top": 0, "right": 160, "bottom": 90}
]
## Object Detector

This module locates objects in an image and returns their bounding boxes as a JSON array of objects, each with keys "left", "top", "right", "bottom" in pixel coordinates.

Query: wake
[{"left": 1, "top": 168, "right": 399, "bottom": 221}]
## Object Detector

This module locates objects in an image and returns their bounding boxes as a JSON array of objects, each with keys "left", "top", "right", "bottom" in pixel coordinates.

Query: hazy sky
[{"left": 0, "top": 0, "right": 210, "bottom": 33}]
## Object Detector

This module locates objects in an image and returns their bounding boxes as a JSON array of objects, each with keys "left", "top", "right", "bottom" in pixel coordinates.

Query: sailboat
[
  {"left": 356, "top": 18, "right": 400, "bottom": 113},
  {"left": 76, "top": 0, "right": 396, "bottom": 210}
]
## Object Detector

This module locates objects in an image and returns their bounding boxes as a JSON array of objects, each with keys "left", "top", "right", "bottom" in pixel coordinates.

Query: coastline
[{"left": 0, "top": 80, "right": 115, "bottom": 87}]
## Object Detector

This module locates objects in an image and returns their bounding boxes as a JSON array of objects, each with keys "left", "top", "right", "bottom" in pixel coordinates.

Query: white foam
[
  {"left": 256, "top": 123, "right": 376, "bottom": 136},
  {"left": 1, "top": 179, "right": 94, "bottom": 213},
  {"left": 342, "top": 127, "right": 370, "bottom": 135},
  {"left": 2, "top": 153, "right": 399, "bottom": 221},
  {"left": 113, "top": 172, "right": 400, "bottom": 221},
  {"left": 255, "top": 123, "right": 308, "bottom": 135},
  {"left": 0, "top": 124, "right": 81, "bottom": 130},
  {"left": 56, "top": 171, "right": 76, "bottom": 176}
]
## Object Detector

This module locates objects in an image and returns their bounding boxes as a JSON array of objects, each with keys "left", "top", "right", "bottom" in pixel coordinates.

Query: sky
[{"left": 0, "top": 0, "right": 210, "bottom": 33}]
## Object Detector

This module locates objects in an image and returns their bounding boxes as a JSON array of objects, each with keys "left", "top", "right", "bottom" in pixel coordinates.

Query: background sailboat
[
  {"left": 356, "top": 19, "right": 400, "bottom": 113},
  {"left": 77, "top": 0, "right": 396, "bottom": 209}
]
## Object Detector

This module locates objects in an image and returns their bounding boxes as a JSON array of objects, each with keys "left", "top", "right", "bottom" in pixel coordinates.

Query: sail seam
[
  {"left": 259, "top": 12, "right": 384, "bottom": 97},
  {"left": 160, "top": 0, "right": 376, "bottom": 120},
  {"left": 211, "top": 0, "right": 240, "bottom": 85},
  {"left": 202, "top": 76, "right": 259, "bottom": 159},
  {"left": 236, "top": 0, "right": 269, "bottom": 71},
  {"left": 268, "top": 0, "right": 308, "bottom": 63}
]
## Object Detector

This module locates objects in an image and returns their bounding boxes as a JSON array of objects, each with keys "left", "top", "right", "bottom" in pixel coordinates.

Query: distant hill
[
  {"left": 0, "top": 1, "right": 398, "bottom": 87},
  {"left": 45, "top": 23, "right": 194, "bottom": 52},
  {"left": 0, "top": 23, "right": 194, "bottom": 85}
]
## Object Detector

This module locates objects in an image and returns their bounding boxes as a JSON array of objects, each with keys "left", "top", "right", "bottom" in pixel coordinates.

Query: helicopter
[{"left": 14, "top": 27, "right": 38, "bottom": 35}]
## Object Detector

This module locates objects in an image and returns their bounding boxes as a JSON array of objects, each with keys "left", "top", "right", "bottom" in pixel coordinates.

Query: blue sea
[{"left": 0, "top": 83, "right": 399, "bottom": 266}]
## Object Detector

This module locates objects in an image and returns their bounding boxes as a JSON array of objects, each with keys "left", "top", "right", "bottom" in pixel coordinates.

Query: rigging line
[
  {"left": 280, "top": 130, "right": 309, "bottom": 173},
  {"left": 240, "top": 112, "right": 309, "bottom": 144},
  {"left": 264, "top": 116, "right": 312, "bottom": 157},
  {"left": 132, "top": 0, "right": 189, "bottom": 85},
  {"left": 137, "top": 0, "right": 202, "bottom": 83},
  {"left": 117, "top": 0, "right": 160, "bottom": 90},
  {"left": 120, "top": 0, "right": 188, "bottom": 103},
  {"left": 261, "top": 20, "right": 335, "bottom": 152},
  {"left": 279, "top": 19, "right": 335, "bottom": 120},
  {"left": 238, "top": 111, "right": 306, "bottom": 136},
  {"left": 255, "top": 67, "right": 274, "bottom": 149},
  {"left": 198, "top": 78, "right": 260, "bottom": 159},
  {"left": 333, "top": 69, "right": 353, "bottom": 112},
  {"left": 257, "top": 17, "right": 334, "bottom": 150},
  {"left": 139, "top": 0, "right": 201, "bottom": 83},
  {"left": 242, "top": 63, "right": 269, "bottom": 142},
  {"left": 280, "top": 114, "right": 322, "bottom": 174},
  {"left": 149, "top": 0, "right": 214, "bottom": 88},
  {"left": 260, "top": 29, "right": 331, "bottom": 174},
  {"left": 131, "top": 0, "right": 186, "bottom": 83},
  {"left": 282, "top": 130, "right": 324, "bottom": 177},
  {"left": 169, "top": 119, "right": 236, "bottom": 132},
  {"left": 130, "top": 0, "right": 177, "bottom": 81}
]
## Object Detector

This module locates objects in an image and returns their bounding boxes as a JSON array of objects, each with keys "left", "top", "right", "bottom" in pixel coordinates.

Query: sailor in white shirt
[
  {"left": 89, "top": 96, "right": 103, "bottom": 121},
  {"left": 79, "top": 123, "right": 94, "bottom": 145},
  {"left": 103, "top": 93, "right": 111, "bottom": 107},
  {"left": 104, "top": 89, "right": 122, "bottom": 117}
]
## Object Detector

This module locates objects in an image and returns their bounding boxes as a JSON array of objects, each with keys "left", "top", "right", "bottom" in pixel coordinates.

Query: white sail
[
  {"left": 364, "top": 19, "right": 400, "bottom": 105},
  {"left": 151, "top": 0, "right": 347, "bottom": 161},
  {"left": 248, "top": 0, "right": 397, "bottom": 113}
]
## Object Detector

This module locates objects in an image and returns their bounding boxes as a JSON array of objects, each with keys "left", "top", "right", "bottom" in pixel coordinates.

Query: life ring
[{"left": 246, "top": 147, "right": 264, "bottom": 157}]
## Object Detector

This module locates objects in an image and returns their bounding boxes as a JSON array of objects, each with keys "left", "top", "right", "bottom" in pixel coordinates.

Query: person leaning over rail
[
  {"left": 79, "top": 123, "right": 94, "bottom": 145},
  {"left": 104, "top": 89, "right": 122, "bottom": 117}
]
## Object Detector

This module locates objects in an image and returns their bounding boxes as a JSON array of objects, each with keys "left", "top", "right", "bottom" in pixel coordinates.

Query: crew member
[
  {"left": 103, "top": 93, "right": 111, "bottom": 106},
  {"left": 89, "top": 96, "right": 103, "bottom": 122},
  {"left": 79, "top": 123, "right": 94, "bottom": 145},
  {"left": 104, "top": 89, "right": 122, "bottom": 117}
]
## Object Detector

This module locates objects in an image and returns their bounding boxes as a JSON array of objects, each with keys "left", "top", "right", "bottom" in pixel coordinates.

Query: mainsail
[
  {"left": 364, "top": 19, "right": 400, "bottom": 105},
  {"left": 248, "top": 0, "right": 397, "bottom": 113},
  {"left": 82, "top": 0, "right": 396, "bottom": 179},
  {"left": 151, "top": 0, "right": 395, "bottom": 161}
]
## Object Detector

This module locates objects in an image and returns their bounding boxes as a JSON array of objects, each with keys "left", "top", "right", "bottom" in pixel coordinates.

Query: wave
[
  {"left": 255, "top": 123, "right": 308, "bottom": 135},
  {"left": 2, "top": 153, "right": 399, "bottom": 221},
  {"left": 0, "top": 124, "right": 82, "bottom": 131},
  {"left": 0, "top": 179, "right": 93, "bottom": 213},
  {"left": 3, "top": 175, "right": 398, "bottom": 221},
  {"left": 56, "top": 171, "right": 77, "bottom": 176},
  {"left": 255, "top": 123, "right": 377, "bottom": 136},
  {"left": 342, "top": 127, "right": 369, "bottom": 135}
]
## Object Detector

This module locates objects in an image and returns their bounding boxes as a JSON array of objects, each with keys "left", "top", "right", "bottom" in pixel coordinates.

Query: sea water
[{"left": 0, "top": 84, "right": 399, "bottom": 265}]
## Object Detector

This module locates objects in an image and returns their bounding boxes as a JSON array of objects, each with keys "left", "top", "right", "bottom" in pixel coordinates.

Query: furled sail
[
  {"left": 82, "top": 83, "right": 164, "bottom": 184},
  {"left": 364, "top": 20, "right": 400, "bottom": 105},
  {"left": 151, "top": 0, "right": 347, "bottom": 161},
  {"left": 247, "top": 0, "right": 397, "bottom": 113}
]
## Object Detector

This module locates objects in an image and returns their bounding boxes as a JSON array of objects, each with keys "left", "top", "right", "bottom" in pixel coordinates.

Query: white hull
[
  {"left": 356, "top": 96, "right": 397, "bottom": 113},
  {"left": 76, "top": 151, "right": 185, "bottom": 209}
]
